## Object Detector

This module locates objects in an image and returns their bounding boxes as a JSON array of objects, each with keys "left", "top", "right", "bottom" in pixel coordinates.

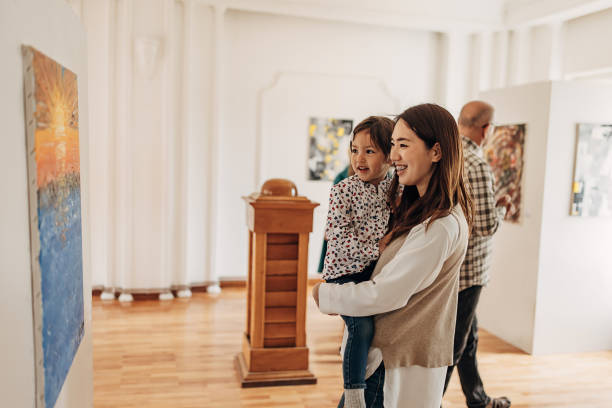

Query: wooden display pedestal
[
  {"left": 235, "top": 334, "right": 316, "bottom": 387},
  {"left": 237, "top": 179, "right": 319, "bottom": 388}
]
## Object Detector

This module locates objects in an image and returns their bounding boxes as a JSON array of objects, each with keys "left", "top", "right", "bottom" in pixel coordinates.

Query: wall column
[
  {"left": 206, "top": 5, "right": 226, "bottom": 294},
  {"left": 549, "top": 21, "right": 565, "bottom": 80},
  {"left": 478, "top": 31, "right": 493, "bottom": 92},
  {"left": 172, "top": 0, "right": 198, "bottom": 299},
  {"left": 510, "top": 26, "right": 531, "bottom": 85},
  {"left": 443, "top": 30, "right": 470, "bottom": 118},
  {"left": 494, "top": 30, "right": 509, "bottom": 89},
  {"left": 159, "top": 0, "right": 179, "bottom": 299},
  {"left": 114, "top": 0, "right": 134, "bottom": 302}
]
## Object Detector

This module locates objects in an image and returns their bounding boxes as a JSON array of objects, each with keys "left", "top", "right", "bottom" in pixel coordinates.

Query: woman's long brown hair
[{"left": 387, "top": 104, "right": 473, "bottom": 242}]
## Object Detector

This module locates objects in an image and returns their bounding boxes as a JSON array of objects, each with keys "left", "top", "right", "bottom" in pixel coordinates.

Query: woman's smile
[{"left": 394, "top": 164, "right": 407, "bottom": 176}]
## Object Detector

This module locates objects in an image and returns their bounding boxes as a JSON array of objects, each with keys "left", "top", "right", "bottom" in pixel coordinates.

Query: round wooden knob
[{"left": 260, "top": 179, "right": 298, "bottom": 196}]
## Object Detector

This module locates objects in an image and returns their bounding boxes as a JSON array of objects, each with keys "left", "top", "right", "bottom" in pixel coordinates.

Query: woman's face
[{"left": 390, "top": 119, "right": 441, "bottom": 196}]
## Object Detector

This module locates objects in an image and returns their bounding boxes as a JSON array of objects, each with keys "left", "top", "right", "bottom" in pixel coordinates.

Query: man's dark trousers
[{"left": 443, "top": 285, "right": 491, "bottom": 408}]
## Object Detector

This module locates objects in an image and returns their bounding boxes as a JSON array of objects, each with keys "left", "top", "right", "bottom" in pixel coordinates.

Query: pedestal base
[{"left": 234, "top": 353, "right": 317, "bottom": 388}]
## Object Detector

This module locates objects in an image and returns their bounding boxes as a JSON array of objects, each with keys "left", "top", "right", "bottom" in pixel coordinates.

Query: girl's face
[
  {"left": 350, "top": 130, "right": 389, "bottom": 186},
  {"left": 390, "top": 119, "right": 441, "bottom": 196}
]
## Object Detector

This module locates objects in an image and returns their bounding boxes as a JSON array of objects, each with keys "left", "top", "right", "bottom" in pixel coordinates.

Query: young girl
[{"left": 321, "top": 116, "right": 395, "bottom": 408}]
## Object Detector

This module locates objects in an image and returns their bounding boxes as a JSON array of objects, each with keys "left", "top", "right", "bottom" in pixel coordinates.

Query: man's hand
[{"left": 496, "top": 193, "right": 514, "bottom": 214}]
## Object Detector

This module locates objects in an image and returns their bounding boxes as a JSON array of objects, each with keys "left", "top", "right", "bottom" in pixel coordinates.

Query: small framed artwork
[
  {"left": 570, "top": 123, "right": 612, "bottom": 217},
  {"left": 482, "top": 123, "right": 526, "bottom": 223}
]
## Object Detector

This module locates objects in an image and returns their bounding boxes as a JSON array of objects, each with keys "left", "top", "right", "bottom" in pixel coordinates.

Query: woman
[{"left": 313, "top": 103, "right": 473, "bottom": 408}]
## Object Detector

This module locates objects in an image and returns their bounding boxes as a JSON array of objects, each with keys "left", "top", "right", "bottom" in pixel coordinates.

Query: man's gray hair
[{"left": 458, "top": 102, "right": 494, "bottom": 128}]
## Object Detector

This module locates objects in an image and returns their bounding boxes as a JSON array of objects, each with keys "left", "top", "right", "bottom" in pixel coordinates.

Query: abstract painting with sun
[{"left": 22, "top": 46, "right": 84, "bottom": 408}]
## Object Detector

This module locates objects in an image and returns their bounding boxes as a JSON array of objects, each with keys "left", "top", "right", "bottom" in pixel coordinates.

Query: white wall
[
  {"left": 131, "top": 0, "right": 167, "bottom": 288},
  {"left": 76, "top": 0, "right": 612, "bottom": 292},
  {"left": 477, "top": 82, "right": 552, "bottom": 354},
  {"left": 565, "top": 7, "right": 612, "bottom": 76},
  {"left": 0, "top": 0, "right": 93, "bottom": 406},
  {"left": 477, "top": 7, "right": 612, "bottom": 88},
  {"left": 534, "top": 81, "right": 612, "bottom": 354},
  {"left": 529, "top": 25, "right": 555, "bottom": 82},
  {"left": 77, "top": 1, "right": 447, "bottom": 291},
  {"left": 82, "top": 0, "right": 217, "bottom": 294},
  {"left": 478, "top": 80, "right": 612, "bottom": 354},
  {"left": 218, "top": 10, "right": 440, "bottom": 278},
  {"left": 83, "top": 0, "right": 112, "bottom": 290},
  {"left": 258, "top": 73, "right": 399, "bottom": 275}
]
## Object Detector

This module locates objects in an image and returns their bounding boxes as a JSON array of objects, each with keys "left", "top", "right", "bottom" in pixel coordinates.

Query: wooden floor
[{"left": 93, "top": 287, "right": 612, "bottom": 408}]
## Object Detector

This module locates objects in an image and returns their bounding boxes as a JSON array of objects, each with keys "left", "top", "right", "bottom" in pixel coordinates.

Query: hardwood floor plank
[{"left": 93, "top": 286, "right": 612, "bottom": 407}]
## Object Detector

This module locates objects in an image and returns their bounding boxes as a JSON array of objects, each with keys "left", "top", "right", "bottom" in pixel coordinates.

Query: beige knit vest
[{"left": 371, "top": 216, "right": 465, "bottom": 369}]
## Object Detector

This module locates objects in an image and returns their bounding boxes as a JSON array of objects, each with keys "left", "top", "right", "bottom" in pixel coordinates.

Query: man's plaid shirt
[{"left": 460, "top": 136, "right": 506, "bottom": 291}]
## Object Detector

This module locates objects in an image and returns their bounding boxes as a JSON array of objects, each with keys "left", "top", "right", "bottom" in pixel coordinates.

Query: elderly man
[{"left": 443, "top": 101, "right": 512, "bottom": 408}]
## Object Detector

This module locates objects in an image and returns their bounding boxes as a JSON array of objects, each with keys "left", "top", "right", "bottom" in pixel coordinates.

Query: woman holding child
[{"left": 314, "top": 103, "right": 473, "bottom": 408}]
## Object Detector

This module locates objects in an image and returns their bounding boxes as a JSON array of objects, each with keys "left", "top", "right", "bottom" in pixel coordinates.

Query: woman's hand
[
  {"left": 379, "top": 231, "right": 393, "bottom": 253},
  {"left": 312, "top": 282, "right": 321, "bottom": 308}
]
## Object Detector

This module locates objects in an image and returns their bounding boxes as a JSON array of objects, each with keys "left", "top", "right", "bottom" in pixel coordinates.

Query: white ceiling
[
  {"left": 201, "top": 0, "right": 612, "bottom": 32},
  {"left": 503, "top": 0, "right": 612, "bottom": 27}
]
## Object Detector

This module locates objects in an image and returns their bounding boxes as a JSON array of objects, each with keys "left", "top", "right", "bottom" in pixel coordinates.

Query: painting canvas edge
[
  {"left": 569, "top": 123, "right": 581, "bottom": 216},
  {"left": 22, "top": 44, "right": 47, "bottom": 408}
]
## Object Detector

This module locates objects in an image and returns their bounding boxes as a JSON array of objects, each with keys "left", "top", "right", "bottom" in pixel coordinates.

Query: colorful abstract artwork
[
  {"left": 482, "top": 124, "right": 526, "bottom": 223},
  {"left": 22, "top": 46, "right": 84, "bottom": 408},
  {"left": 570, "top": 124, "right": 612, "bottom": 217},
  {"left": 307, "top": 117, "right": 353, "bottom": 181}
]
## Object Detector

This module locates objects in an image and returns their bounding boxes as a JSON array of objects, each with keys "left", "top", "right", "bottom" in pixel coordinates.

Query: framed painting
[
  {"left": 307, "top": 117, "right": 353, "bottom": 181},
  {"left": 22, "top": 46, "right": 85, "bottom": 408},
  {"left": 570, "top": 123, "right": 612, "bottom": 217},
  {"left": 482, "top": 124, "right": 526, "bottom": 223}
]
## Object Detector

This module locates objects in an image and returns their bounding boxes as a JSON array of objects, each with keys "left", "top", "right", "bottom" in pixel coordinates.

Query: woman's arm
[{"left": 318, "top": 220, "right": 454, "bottom": 316}]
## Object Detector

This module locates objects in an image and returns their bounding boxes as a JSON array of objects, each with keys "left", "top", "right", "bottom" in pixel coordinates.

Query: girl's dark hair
[
  {"left": 387, "top": 104, "right": 473, "bottom": 242},
  {"left": 351, "top": 116, "right": 394, "bottom": 157}
]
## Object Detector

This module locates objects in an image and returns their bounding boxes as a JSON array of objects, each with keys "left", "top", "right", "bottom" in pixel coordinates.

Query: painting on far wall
[
  {"left": 307, "top": 117, "right": 353, "bottom": 181},
  {"left": 22, "top": 46, "right": 85, "bottom": 408},
  {"left": 570, "top": 123, "right": 612, "bottom": 217},
  {"left": 482, "top": 124, "right": 526, "bottom": 224}
]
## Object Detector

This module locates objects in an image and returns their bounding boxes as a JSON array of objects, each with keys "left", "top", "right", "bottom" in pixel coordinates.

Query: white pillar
[
  {"left": 510, "top": 27, "right": 531, "bottom": 85},
  {"left": 83, "top": 0, "right": 114, "bottom": 300},
  {"left": 114, "top": 0, "right": 134, "bottom": 300},
  {"left": 443, "top": 30, "right": 470, "bottom": 118},
  {"left": 178, "top": 0, "right": 197, "bottom": 299},
  {"left": 549, "top": 22, "right": 565, "bottom": 80},
  {"left": 160, "top": 0, "right": 179, "bottom": 299},
  {"left": 478, "top": 31, "right": 493, "bottom": 92},
  {"left": 206, "top": 5, "right": 225, "bottom": 295},
  {"left": 100, "top": 0, "right": 116, "bottom": 300},
  {"left": 495, "top": 30, "right": 509, "bottom": 89}
]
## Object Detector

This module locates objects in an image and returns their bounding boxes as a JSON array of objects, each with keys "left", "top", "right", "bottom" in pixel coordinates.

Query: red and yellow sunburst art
[{"left": 32, "top": 49, "right": 80, "bottom": 189}]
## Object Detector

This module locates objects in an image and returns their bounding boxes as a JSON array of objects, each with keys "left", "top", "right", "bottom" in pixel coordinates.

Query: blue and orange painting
[{"left": 23, "top": 46, "right": 84, "bottom": 408}]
